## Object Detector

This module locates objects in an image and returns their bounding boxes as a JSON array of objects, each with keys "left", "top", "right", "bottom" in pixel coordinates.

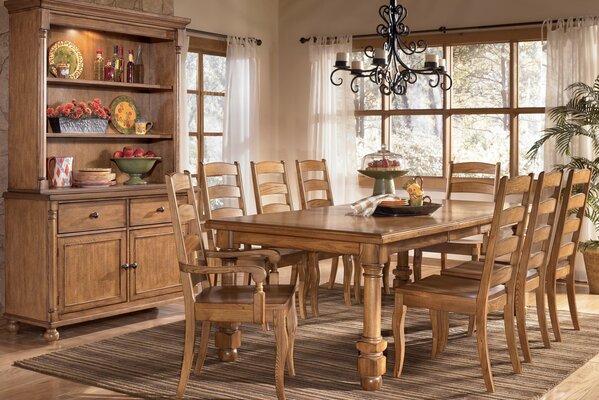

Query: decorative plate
[
  {"left": 110, "top": 96, "right": 139, "bottom": 134},
  {"left": 48, "top": 40, "right": 83, "bottom": 79},
  {"left": 374, "top": 202, "right": 442, "bottom": 217}
]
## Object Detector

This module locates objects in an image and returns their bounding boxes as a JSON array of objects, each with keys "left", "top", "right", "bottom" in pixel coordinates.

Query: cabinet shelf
[
  {"left": 47, "top": 77, "right": 173, "bottom": 92},
  {"left": 46, "top": 132, "right": 173, "bottom": 140}
]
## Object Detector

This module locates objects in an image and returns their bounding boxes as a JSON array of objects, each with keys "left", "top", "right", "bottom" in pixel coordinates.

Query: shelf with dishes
[
  {"left": 46, "top": 132, "right": 173, "bottom": 139},
  {"left": 47, "top": 77, "right": 173, "bottom": 92}
]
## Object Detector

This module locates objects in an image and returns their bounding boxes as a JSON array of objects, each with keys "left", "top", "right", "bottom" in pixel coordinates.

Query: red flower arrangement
[{"left": 47, "top": 98, "right": 110, "bottom": 120}]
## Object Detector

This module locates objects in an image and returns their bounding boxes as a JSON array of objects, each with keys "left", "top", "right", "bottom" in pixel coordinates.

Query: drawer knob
[
  {"left": 90, "top": 211, "right": 100, "bottom": 219},
  {"left": 129, "top": 262, "right": 138, "bottom": 269},
  {"left": 156, "top": 206, "right": 166, "bottom": 213},
  {"left": 121, "top": 263, "right": 129, "bottom": 270}
]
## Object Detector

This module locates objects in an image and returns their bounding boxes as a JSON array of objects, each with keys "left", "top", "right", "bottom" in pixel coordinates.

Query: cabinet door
[
  {"left": 58, "top": 231, "right": 127, "bottom": 314},
  {"left": 129, "top": 226, "right": 181, "bottom": 301}
]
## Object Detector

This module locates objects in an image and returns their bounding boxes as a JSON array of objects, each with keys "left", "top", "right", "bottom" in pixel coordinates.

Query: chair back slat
[
  {"left": 451, "top": 161, "right": 499, "bottom": 175},
  {"left": 296, "top": 159, "right": 335, "bottom": 210},
  {"left": 208, "top": 185, "right": 242, "bottom": 199},
  {"left": 537, "top": 197, "right": 558, "bottom": 215},
  {"left": 251, "top": 160, "right": 294, "bottom": 215},
  {"left": 532, "top": 224, "right": 552, "bottom": 244},
  {"left": 558, "top": 242, "right": 576, "bottom": 259},
  {"left": 211, "top": 207, "right": 244, "bottom": 219},
  {"left": 450, "top": 181, "right": 496, "bottom": 195},
  {"left": 562, "top": 217, "right": 581, "bottom": 235},
  {"left": 178, "top": 204, "right": 197, "bottom": 224},
  {"left": 527, "top": 251, "right": 544, "bottom": 270},
  {"left": 499, "top": 206, "right": 526, "bottom": 227},
  {"left": 568, "top": 193, "right": 586, "bottom": 209},
  {"left": 494, "top": 236, "right": 519, "bottom": 258},
  {"left": 447, "top": 161, "right": 501, "bottom": 199},
  {"left": 204, "top": 162, "right": 239, "bottom": 177}
]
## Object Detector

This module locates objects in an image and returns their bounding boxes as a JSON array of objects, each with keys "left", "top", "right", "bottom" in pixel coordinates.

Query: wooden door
[
  {"left": 129, "top": 226, "right": 181, "bottom": 301},
  {"left": 57, "top": 231, "right": 127, "bottom": 314}
]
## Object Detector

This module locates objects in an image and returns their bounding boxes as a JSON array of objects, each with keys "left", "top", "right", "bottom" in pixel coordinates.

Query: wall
[{"left": 0, "top": 0, "right": 174, "bottom": 315}]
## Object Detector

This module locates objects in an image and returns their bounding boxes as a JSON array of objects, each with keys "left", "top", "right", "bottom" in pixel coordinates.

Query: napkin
[{"left": 349, "top": 194, "right": 405, "bottom": 217}]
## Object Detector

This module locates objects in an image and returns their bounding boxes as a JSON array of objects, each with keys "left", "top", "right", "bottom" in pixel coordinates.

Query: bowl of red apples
[{"left": 111, "top": 146, "right": 161, "bottom": 185}]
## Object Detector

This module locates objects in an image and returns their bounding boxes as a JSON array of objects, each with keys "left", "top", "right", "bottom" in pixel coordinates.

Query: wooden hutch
[{"left": 3, "top": 0, "right": 190, "bottom": 341}]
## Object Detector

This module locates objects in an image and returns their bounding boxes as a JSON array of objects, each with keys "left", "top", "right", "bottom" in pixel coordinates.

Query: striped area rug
[{"left": 15, "top": 288, "right": 599, "bottom": 399}]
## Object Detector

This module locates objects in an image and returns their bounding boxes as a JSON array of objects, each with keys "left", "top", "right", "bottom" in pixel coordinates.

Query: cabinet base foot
[
  {"left": 7, "top": 320, "right": 20, "bottom": 334},
  {"left": 43, "top": 328, "right": 60, "bottom": 342}
]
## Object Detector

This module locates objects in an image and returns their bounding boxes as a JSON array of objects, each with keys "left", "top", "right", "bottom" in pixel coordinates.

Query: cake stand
[{"left": 358, "top": 169, "right": 409, "bottom": 195}]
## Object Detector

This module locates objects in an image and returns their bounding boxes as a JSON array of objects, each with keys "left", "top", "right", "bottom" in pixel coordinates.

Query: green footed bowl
[{"left": 111, "top": 157, "right": 161, "bottom": 185}]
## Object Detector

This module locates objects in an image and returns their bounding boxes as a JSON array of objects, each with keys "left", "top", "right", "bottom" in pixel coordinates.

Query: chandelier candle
[
  {"left": 336, "top": 52, "right": 349, "bottom": 67},
  {"left": 424, "top": 54, "right": 438, "bottom": 68},
  {"left": 438, "top": 59, "right": 446, "bottom": 71},
  {"left": 374, "top": 48, "right": 387, "bottom": 65},
  {"left": 351, "top": 60, "right": 364, "bottom": 71}
]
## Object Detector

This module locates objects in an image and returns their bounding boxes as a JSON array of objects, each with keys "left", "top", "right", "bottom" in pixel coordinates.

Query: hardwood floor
[{"left": 1, "top": 258, "right": 598, "bottom": 399}]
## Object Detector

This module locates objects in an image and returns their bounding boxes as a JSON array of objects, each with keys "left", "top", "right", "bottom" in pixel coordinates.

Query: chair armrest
[
  {"left": 179, "top": 262, "right": 267, "bottom": 282},
  {"left": 205, "top": 249, "right": 281, "bottom": 264}
]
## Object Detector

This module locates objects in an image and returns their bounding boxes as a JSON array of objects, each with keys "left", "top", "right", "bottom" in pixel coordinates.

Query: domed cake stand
[{"left": 358, "top": 169, "right": 409, "bottom": 195}]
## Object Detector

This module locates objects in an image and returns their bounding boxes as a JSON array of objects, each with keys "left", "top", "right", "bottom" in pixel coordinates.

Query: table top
[{"left": 206, "top": 199, "right": 495, "bottom": 245}]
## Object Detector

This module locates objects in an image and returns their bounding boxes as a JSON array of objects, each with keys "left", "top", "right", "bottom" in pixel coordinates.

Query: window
[
  {"left": 186, "top": 37, "right": 226, "bottom": 173},
  {"left": 353, "top": 29, "right": 546, "bottom": 189}
]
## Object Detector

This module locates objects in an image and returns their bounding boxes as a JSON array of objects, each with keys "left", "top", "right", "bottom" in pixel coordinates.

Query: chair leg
[
  {"left": 466, "top": 316, "right": 475, "bottom": 337},
  {"left": 475, "top": 313, "right": 495, "bottom": 393},
  {"left": 354, "top": 257, "right": 362, "bottom": 304},
  {"left": 471, "top": 244, "right": 481, "bottom": 261},
  {"left": 438, "top": 311, "right": 449, "bottom": 354},
  {"left": 176, "top": 316, "right": 197, "bottom": 398},
  {"left": 274, "top": 310, "right": 289, "bottom": 400},
  {"left": 328, "top": 256, "right": 339, "bottom": 289},
  {"left": 383, "top": 260, "right": 391, "bottom": 295},
  {"left": 308, "top": 252, "right": 320, "bottom": 317},
  {"left": 504, "top": 301, "right": 522, "bottom": 374},
  {"left": 547, "top": 277, "right": 561, "bottom": 342},
  {"left": 290, "top": 265, "right": 298, "bottom": 287},
  {"left": 286, "top": 294, "right": 298, "bottom": 377},
  {"left": 194, "top": 321, "right": 212, "bottom": 374},
  {"left": 342, "top": 255, "right": 353, "bottom": 306},
  {"left": 297, "top": 259, "right": 308, "bottom": 320},
  {"left": 413, "top": 249, "right": 423, "bottom": 282},
  {"left": 392, "top": 294, "right": 407, "bottom": 378},
  {"left": 440, "top": 253, "right": 447, "bottom": 270},
  {"left": 535, "top": 283, "right": 551, "bottom": 348},
  {"left": 515, "top": 286, "right": 532, "bottom": 363},
  {"left": 430, "top": 309, "right": 440, "bottom": 359},
  {"left": 566, "top": 272, "right": 580, "bottom": 330}
]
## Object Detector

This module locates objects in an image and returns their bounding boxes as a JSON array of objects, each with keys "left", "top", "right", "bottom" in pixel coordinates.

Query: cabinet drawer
[
  {"left": 130, "top": 197, "right": 172, "bottom": 226},
  {"left": 59, "top": 201, "right": 126, "bottom": 233}
]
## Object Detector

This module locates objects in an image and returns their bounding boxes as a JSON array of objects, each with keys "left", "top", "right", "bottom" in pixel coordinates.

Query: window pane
[
  {"left": 203, "top": 54, "right": 226, "bottom": 92},
  {"left": 452, "top": 43, "right": 510, "bottom": 108},
  {"left": 391, "top": 47, "right": 443, "bottom": 110},
  {"left": 186, "top": 52, "right": 198, "bottom": 90},
  {"left": 519, "top": 114, "right": 545, "bottom": 174},
  {"left": 204, "top": 95, "right": 224, "bottom": 133},
  {"left": 518, "top": 41, "right": 547, "bottom": 107},
  {"left": 355, "top": 116, "right": 382, "bottom": 169},
  {"left": 451, "top": 114, "right": 509, "bottom": 176},
  {"left": 351, "top": 52, "right": 382, "bottom": 110},
  {"left": 204, "top": 135, "right": 223, "bottom": 163},
  {"left": 188, "top": 135, "right": 198, "bottom": 174},
  {"left": 390, "top": 115, "right": 443, "bottom": 176},
  {"left": 187, "top": 93, "right": 197, "bottom": 132}
]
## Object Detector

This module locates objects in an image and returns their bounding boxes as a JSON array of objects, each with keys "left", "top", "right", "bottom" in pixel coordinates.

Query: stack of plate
[{"left": 74, "top": 168, "right": 116, "bottom": 188}]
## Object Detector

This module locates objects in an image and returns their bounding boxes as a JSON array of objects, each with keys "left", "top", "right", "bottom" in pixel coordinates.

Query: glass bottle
[
  {"left": 126, "top": 49, "right": 135, "bottom": 83},
  {"left": 103, "top": 60, "right": 115, "bottom": 81},
  {"left": 118, "top": 46, "right": 124, "bottom": 82},
  {"left": 111, "top": 45, "right": 120, "bottom": 82},
  {"left": 135, "top": 45, "right": 144, "bottom": 84},
  {"left": 93, "top": 50, "right": 104, "bottom": 81}
]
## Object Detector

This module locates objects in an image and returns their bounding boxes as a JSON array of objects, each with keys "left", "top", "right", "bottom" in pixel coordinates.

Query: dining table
[{"left": 205, "top": 199, "right": 496, "bottom": 391}]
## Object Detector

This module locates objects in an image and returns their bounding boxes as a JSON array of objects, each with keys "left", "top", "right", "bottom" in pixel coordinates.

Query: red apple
[
  {"left": 133, "top": 148, "right": 145, "bottom": 157},
  {"left": 144, "top": 150, "right": 156, "bottom": 158},
  {"left": 123, "top": 146, "right": 134, "bottom": 157},
  {"left": 113, "top": 150, "right": 123, "bottom": 158}
]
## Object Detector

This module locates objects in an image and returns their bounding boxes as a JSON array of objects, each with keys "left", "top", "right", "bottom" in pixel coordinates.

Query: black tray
[{"left": 373, "top": 202, "right": 442, "bottom": 217}]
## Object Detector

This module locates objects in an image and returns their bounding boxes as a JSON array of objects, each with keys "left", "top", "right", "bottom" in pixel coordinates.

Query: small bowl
[{"left": 110, "top": 157, "right": 161, "bottom": 185}]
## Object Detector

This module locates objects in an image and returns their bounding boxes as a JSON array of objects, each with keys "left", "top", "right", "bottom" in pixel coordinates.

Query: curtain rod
[
  {"left": 299, "top": 20, "right": 553, "bottom": 43},
  {"left": 187, "top": 28, "right": 262, "bottom": 46}
]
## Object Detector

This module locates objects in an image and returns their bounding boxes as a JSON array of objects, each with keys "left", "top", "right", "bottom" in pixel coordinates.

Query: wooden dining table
[{"left": 205, "top": 199, "right": 496, "bottom": 391}]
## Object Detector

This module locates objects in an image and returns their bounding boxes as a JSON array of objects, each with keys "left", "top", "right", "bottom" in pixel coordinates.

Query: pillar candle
[
  {"left": 336, "top": 52, "right": 349, "bottom": 62},
  {"left": 351, "top": 60, "right": 364, "bottom": 70}
]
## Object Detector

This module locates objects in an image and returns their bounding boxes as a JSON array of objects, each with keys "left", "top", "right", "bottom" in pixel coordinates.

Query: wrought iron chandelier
[{"left": 330, "top": 0, "right": 452, "bottom": 96}]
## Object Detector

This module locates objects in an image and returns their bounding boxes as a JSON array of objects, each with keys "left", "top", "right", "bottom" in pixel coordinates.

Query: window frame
[
  {"left": 187, "top": 36, "right": 227, "bottom": 173},
  {"left": 353, "top": 27, "right": 544, "bottom": 191}
]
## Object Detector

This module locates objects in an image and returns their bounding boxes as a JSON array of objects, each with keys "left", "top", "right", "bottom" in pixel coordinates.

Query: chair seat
[
  {"left": 196, "top": 284, "right": 295, "bottom": 306},
  {"left": 441, "top": 260, "right": 513, "bottom": 286}
]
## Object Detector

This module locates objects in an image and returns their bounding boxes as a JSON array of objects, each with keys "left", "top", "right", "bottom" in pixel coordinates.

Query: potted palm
[{"left": 527, "top": 75, "right": 599, "bottom": 293}]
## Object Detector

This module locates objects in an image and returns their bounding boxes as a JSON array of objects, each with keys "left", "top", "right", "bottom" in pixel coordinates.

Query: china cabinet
[{"left": 3, "top": 0, "right": 190, "bottom": 341}]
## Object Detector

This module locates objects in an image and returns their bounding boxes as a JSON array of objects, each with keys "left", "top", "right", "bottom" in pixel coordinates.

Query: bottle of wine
[
  {"left": 116, "top": 46, "right": 124, "bottom": 82},
  {"left": 93, "top": 50, "right": 104, "bottom": 81},
  {"left": 134, "top": 45, "right": 144, "bottom": 84},
  {"left": 126, "top": 49, "right": 135, "bottom": 83},
  {"left": 111, "top": 45, "right": 120, "bottom": 82}
]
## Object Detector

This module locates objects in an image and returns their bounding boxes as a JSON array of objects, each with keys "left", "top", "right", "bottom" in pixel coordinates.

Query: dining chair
[
  {"left": 295, "top": 159, "right": 356, "bottom": 312},
  {"left": 442, "top": 170, "right": 563, "bottom": 362},
  {"left": 393, "top": 174, "right": 533, "bottom": 393},
  {"left": 199, "top": 161, "right": 307, "bottom": 308},
  {"left": 250, "top": 160, "right": 310, "bottom": 319},
  {"left": 546, "top": 168, "right": 592, "bottom": 342},
  {"left": 165, "top": 171, "right": 297, "bottom": 400},
  {"left": 413, "top": 161, "right": 501, "bottom": 281}
]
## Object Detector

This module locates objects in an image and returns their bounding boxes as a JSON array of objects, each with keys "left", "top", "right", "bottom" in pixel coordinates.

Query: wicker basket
[{"left": 582, "top": 247, "right": 599, "bottom": 294}]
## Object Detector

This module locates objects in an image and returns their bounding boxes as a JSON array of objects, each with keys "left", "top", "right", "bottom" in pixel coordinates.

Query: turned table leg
[
  {"left": 356, "top": 245, "right": 387, "bottom": 391},
  {"left": 7, "top": 320, "right": 20, "bottom": 334},
  {"left": 393, "top": 251, "right": 411, "bottom": 288},
  {"left": 43, "top": 328, "right": 60, "bottom": 342},
  {"left": 215, "top": 251, "right": 242, "bottom": 362}
]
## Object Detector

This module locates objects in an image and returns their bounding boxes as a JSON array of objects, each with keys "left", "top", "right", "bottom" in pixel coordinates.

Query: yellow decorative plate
[
  {"left": 48, "top": 40, "right": 83, "bottom": 79},
  {"left": 110, "top": 95, "right": 139, "bottom": 134}
]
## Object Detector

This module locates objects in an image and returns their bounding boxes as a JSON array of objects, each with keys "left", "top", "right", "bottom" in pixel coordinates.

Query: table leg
[
  {"left": 356, "top": 245, "right": 387, "bottom": 391},
  {"left": 215, "top": 253, "right": 242, "bottom": 362},
  {"left": 393, "top": 250, "right": 411, "bottom": 288}
]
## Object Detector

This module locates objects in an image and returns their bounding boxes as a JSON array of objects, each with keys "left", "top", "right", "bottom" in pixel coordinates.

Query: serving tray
[{"left": 374, "top": 202, "right": 442, "bottom": 217}]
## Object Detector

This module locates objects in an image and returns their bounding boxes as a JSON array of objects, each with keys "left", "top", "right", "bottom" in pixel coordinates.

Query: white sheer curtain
[
  {"left": 178, "top": 33, "right": 191, "bottom": 172},
  {"left": 223, "top": 36, "right": 260, "bottom": 213},
  {"left": 545, "top": 17, "right": 599, "bottom": 280},
  {"left": 307, "top": 36, "right": 357, "bottom": 204}
]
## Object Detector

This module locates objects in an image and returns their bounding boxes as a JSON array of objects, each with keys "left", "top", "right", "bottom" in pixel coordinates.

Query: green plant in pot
[{"left": 527, "top": 75, "right": 599, "bottom": 293}]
